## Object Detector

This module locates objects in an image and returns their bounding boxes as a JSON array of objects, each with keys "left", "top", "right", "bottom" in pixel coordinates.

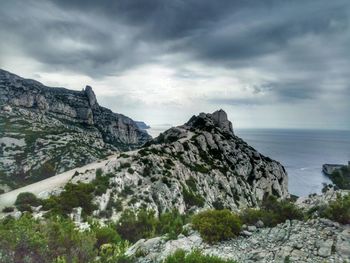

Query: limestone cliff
[
  {"left": 71, "top": 109, "right": 289, "bottom": 216},
  {"left": 0, "top": 69, "right": 150, "bottom": 190}
]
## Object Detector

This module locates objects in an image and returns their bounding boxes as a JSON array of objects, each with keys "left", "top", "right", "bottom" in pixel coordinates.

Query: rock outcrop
[
  {"left": 127, "top": 218, "right": 350, "bottom": 263},
  {"left": 71, "top": 109, "right": 288, "bottom": 217},
  {"left": 0, "top": 69, "right": 150, "bottom": 190}
]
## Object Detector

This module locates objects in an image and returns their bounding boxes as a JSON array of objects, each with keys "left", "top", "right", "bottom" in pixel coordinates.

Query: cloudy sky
[{"left": 0, "top": 0, "right": 349, "bottom": 130}]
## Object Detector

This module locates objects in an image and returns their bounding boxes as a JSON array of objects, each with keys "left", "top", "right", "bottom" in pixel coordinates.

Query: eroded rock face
[
  {"left": 0, "top": 69, "right": 150, "bottom": 190},
  {"left": 127, "top": 219, "right": 350, "bottom": 263},
  {"left": 71, "top": 110, "right": 288, "bottom": 218}
]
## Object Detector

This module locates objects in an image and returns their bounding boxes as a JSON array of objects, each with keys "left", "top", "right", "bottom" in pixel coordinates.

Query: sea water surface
[
  {"left": 235, "top": 129, "right": 350, "bottom": 197},
  {"left": 148, "top": 126, "right": 350, "bottom": 197}
]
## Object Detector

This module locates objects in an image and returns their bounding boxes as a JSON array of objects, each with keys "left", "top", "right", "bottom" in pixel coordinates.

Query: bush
[
  {"left": 42, "top": 182, "right": 97, "bottom": 217},
  {"left": 240, "top": 208, "right": 270, "bottom": 225},
  {"left": 96, "top": 168, "right": 103, "bottom": 177},
  {"left": 0, "top": 215, "right": 97, "bottom": 263},
  {"left": 320, "top": 193, "right": 350, "bottom": 224},
  {"left": 15, "top": 192, "right": 41, "bottom": 207},
  {"left": 98, "top": 243, "right": 133, "bottom": 263},
  {"left": 164, "top": 249, "right": 237, "bottom": 263},
  {"left": 2, "top": 206, "right": 14, "bottom": 213},
  {"left": 120, "top": 163, "right": 131, "bottom": 169},
  {"left": 183, "top": 188, "right": 204, "bottom": 208},
  {"left": 16, "top": 203, "right": 33, "bottom": 212},
  {"left": 192, "top": 210, "right": 242, "bottom": 244},
  {"left": 328, "top": 167, "right": 350, "bottom": 190},
  {"left": 157, "top": 210, "right": 186, "bottom": 240},
  {"left": 116, "top": 209, "right": 157, "bottom": 243},
  {"left": 94, "top": 225, "right": 122, "bottom": 248},
  {"left": 14, "top": 192, "right": 40, "bottom": 212},
  {"left": 260, "top": 196, "right": 303, "bottom": 226},
  {"left": 240, "top": 196, "right": 304, "bottom": 227}
]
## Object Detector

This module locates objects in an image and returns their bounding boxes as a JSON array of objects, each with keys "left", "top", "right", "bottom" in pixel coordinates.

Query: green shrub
[
  {"left": 2, "top": 206, "right": 14, "bottom": 213},
  {"left": 121, "top": 186, "right": 134, "bottom": 197},
  {"left": 93, "top": 173, "right": 110, "bottom": 196},
  {"left": 164, "top": 249, "right": 237, "bottom": 263},
  {"left": 15, "top": 192, "right": 41, "bottom": 207},
  {"left": 127, "top": 168, "right": 134, "bottom": 174},
  {"left": 157, "top": 210, "right": 186, "bottom": 240},
  {"left": 0, "top": 215, "right": 97, "bottom": 263},
  {"left": 328, "top": 167, "right": 350, "bottom": 189},
  {"left": 96, "top": 168, "right": 103, "bottom": 177},
  {"left": 240, "top": 208, "right": 272, "bottom": 226},
  {"left": 119, "top": 153, "right": 130, "bottom": 158},
  {"left": 186, "top": 177, "right": 197, "bottom": 192},
  {"left": 212, "top": 200, "right": 225, "bottom": 210},
  {"left": 320, "top": 193, "right": 350, "bottom": 224},
  {"left": 183, "top": 188, "right": 204, "bottom": 208},
  {"left": 191, "top": 164, "right": 209, "bottom": 174},
  {"left": 97, "top": 242, "right": 133, "bottom": 263},
  {"left": 260, "top": 196, "right": 303, "bottom": 226},
  {"left": 42, "top": 182, "right": 97, "bottom": 216},
  {"left": 240, "top": 196, "right": 303, "bottom": 227},
  {"left": 14, "top": 192, "right": 41, "bottom": 212},
  {"left": 192, "top": 210, "right": 242, "bottom": 244},
  {"left": 116, "top": 209, "right": 157, "bottom": 243},
  {"left": 120, "top": 163, "right": 131, "bottom": 169},
  {"left": 16, "top": 203, "right": 33, "bottom": 212},
  {"left": 94, "top": 225, "right": 122, "bottom": 248},
  {"left": 115, "top": 209, "right": 188, "bottom": 243}
]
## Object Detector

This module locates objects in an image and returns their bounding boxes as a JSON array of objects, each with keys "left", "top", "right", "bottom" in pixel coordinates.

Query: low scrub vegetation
[
  {"left": 116, "top": 209, "right": 187, "bottom": 242},
  {"left": 42, "top": 182, "right": 97, "bottom": 217},
  {"left": 14, "top": 192, "right": 41, "bottom": 212},
  {"left": 192, "top": 210, "right": 242, "bottom": 244},
  {"left": 164, "top": 249, "right": 238, "bottom": 263},
  {"left": 240, "top": 195, "right": 303, "bottom": 227},
  {"left": 0, "top": 214, "right": 132, "bottom": 263},
  {"left": 328, "top": 166, "right": 350, "bottom": 190},
  {"left": 182, "top": 188, "right": 204, "bottom": 208},
  {"left": 318, "top": 193, "right": 350, "bottom": 224}
]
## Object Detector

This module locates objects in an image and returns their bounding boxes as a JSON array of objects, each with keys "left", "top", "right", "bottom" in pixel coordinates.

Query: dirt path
[{"left": 0, "top": 154, "right": 118, "bottom": 211}]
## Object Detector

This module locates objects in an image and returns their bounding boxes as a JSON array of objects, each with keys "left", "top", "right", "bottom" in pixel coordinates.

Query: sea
[{"left": 148, "top": 126, "right": 350, "bottom": 197}]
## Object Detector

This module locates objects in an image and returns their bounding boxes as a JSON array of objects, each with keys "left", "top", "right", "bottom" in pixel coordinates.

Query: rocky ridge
[
  {"left": 124, "top": 188, "right": 350, "bottom": 263},
  {"left": 0, "top": 69, "right": 150, "bottom": 190},
  {"left": 70, "top": 109, "right": 288, "bottom": 217},
  {"left": 126, "top": 217, "right": 350, "bottom": 263}
]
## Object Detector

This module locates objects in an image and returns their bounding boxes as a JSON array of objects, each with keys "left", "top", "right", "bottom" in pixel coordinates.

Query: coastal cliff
[
  {"left": 70, "top": 109, "right": 289, "bottom": 216},
  {"left": 0, "top": 69, "right": 150, "bottom": 190}
]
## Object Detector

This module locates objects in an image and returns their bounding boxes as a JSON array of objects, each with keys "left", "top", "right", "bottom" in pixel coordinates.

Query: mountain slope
[
  {"left": 70, "top": 110, "right": 288, "bottom": 217},
  {"left": 0, "top": 69, "right": 150, "bottom": 191}
]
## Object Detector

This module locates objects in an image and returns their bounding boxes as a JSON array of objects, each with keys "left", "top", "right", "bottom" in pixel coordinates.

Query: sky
[{"left": 0, "top": 0, "right": 349, "bottom": 130}]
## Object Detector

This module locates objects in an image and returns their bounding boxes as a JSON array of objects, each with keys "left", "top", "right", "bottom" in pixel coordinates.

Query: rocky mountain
[
  {"left": 135, "top": 121, "right": 151, "bottom": 130},
  {"left": 0, "top": 69, "right": 151, "bottom": 191},
  {"left": 70, "top": 109, "right": 288, "bottom": 217}
]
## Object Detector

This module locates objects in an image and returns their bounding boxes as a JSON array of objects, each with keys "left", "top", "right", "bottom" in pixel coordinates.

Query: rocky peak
[
  {"left": 84, "top": 85, "right": 98, "bottom": 108},
  {"left": 211, "top": 109, "right": 234, "bottom": 134},
  {"left": 186, "top": 109, "right": 234, "bottom": 135}
]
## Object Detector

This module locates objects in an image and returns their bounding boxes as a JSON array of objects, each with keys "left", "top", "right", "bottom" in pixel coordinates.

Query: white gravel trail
[{"left": 0, "top": 154, "right": 118, "bottom": 211}]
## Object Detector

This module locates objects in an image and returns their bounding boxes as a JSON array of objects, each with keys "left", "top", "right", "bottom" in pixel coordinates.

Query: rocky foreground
[{"left": 127, "top": 217, "right": 350, "bottom": 263}]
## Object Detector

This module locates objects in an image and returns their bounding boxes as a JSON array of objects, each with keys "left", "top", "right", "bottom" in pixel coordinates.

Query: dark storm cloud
[{"left": 0, "top": 0, "right": 350, "bottom": 103}]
